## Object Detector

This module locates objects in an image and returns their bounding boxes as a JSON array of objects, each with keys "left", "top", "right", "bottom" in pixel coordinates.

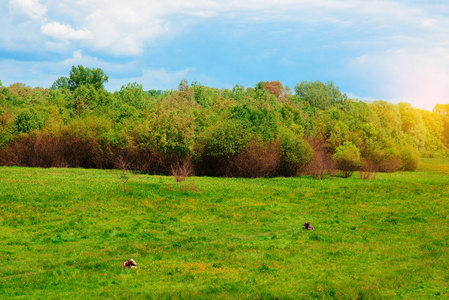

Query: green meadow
[{"left": 1, "top": 159, "right": 448, "bottom": 299}]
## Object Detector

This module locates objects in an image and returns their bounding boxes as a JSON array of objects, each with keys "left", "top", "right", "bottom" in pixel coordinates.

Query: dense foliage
[{"left": 0, "top": 67, "right": 448, "bottom": 176}]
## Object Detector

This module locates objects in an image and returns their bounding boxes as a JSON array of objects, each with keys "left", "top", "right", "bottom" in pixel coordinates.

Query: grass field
[{"left": 1, "top": 159, "right": 448, "bottom": 299}]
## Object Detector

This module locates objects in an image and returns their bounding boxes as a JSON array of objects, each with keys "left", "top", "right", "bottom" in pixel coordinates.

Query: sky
[{"left": 1, "top": 0, "right": 449, "bottom": 110}]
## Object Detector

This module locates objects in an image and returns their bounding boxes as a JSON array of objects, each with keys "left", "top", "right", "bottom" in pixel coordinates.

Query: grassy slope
[{"left": 0, "top": 160, "right": 448, "bottom": 299}]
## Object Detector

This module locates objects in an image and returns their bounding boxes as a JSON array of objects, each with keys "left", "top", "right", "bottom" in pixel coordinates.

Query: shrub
[
  {"left": 170, "top": 158, "right": 195, "bottom": 182},
  {"left": 378, "top": 157, "right": 402, "bottom": 173},
  {"left": 64, "top": 116, "right": 113, "bottom": 145},
  {"left": 138, "top": 105, "right": 195, "bottom": 162},
  {"left": 400, "top": 145, "right": 420, "bottom": 171},
  {"left": 227, "top": 140, "right": 281, "bottom": 178},
  {"left": 201, "top": 120, "right": 250, "bottom": 159},
  {"left": 359, "top": 159, "right": 377, "bottom": 180},
  {"left": 16, "top": 134, "right": 65, "bottom": 168},
  {"left": 333, "top": 141, "right": 362, "bottom": 178},
  {"left": 301, "top": 138, "right": 336, "bottom": 179},
  {"left": 113, "top": 146, "right": 163, "bottom": 174},
  {"left": 364, "top": 145, "right": 402, "bottom": 173},
  {"left": 195, "top": 120, "right": 250, "bottom": 176},
  {"left": 278, "top": 128, "right": 314, "bottom": 176},
  {"left": 0, "top": 134, "right": 107, "bottom": 168}
]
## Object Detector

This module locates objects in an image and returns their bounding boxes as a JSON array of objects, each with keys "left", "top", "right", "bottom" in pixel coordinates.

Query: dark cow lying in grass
[
  {"left": 303, "top": 222, "right": 314, "bottom": 230},
  {"left": 121, "top": 258, "right": 137, "bottom": 269}
]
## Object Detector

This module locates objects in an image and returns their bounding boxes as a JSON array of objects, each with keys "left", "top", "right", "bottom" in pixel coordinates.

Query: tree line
[{"left": 0, "top": 65, "right": 448, "bottom": 177}]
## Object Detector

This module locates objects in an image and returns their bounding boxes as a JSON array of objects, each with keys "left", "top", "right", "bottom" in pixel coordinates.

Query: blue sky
[{"left": 1, "top": 0, "right": 449, "bottom": 110}]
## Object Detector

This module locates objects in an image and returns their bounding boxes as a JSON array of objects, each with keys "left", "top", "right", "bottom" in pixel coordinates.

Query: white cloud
[
  {"left": 9, "top": 0, "right": 47, "bottom": 21},
  {"left": 5, "top": 0, "right": 449, "bottom": 56},
  {"left": 41, "top": 22, "right": 93, "bottom": 41}
]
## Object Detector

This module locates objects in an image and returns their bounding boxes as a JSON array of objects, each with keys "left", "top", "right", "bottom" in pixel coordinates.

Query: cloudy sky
[{"left": 1, "top": 0, "right": 448, "bottom": 110}]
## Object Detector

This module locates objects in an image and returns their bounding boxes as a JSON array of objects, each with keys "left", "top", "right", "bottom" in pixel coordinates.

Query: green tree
[
  {"left": 68, "top": 65, "right": 109, "bottom": 91},
  {"left": 333, "top": 141, "right": 362, "bottom": 178},
  {"left": 115, "top": 104, "right": 138, "bottom": 124},
  {"left": 43, "top": 106, "right": 64, "bottom": 135},
  {"left": 397, "top": 102, "right": 426, "bottom": 150},
  {"left": 228, "top": 104, "right": 278, "bottom": 141},
  {"left": 0, "top": 108, "right": 17, "bottom": 148},
  {"left": 15, "top": 108, "right": 44, "bottom": 133},
  {"left": 433, "top": 104, "right": 449, "bottom": 147},
  {"left": 192, "top": 83, "right": 219, "bottom": 108},
  {"left": 116, "top": 82, "right": 149, "bottom": 110},
  {"left": 419, "top": 109, "right": 445, "bottom": 155},
  {"left": 295, "top": 81, "right": 347, "bottom": 110},
  {"left": 71, "top": 84, "right": 112, "bottom": 113},
  {"left": 327, "top": 120, "right": 349, "bottom": 151},
  {"left": 51, "top": 76, "right": 71, "bottom": 90}
]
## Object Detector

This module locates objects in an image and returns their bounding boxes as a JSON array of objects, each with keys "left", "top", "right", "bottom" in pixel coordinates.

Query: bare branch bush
[
  {"left": 170, "top": 158, "right": 194, "bottom": 182},
  {"left": 378, "top": 157, "right": 402, "bottom": 173},
  {"left": 301, "top": 138, "right": 336, "bottom": 179},
  {"left": 168, "top": 158, "right": 198, "bottom": 193},
  {"left": 359, "top": 159, "right": 377, "bottom": 180},
  {"left": 115, "top": 151, "right": 132, "bottom": 193}
]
